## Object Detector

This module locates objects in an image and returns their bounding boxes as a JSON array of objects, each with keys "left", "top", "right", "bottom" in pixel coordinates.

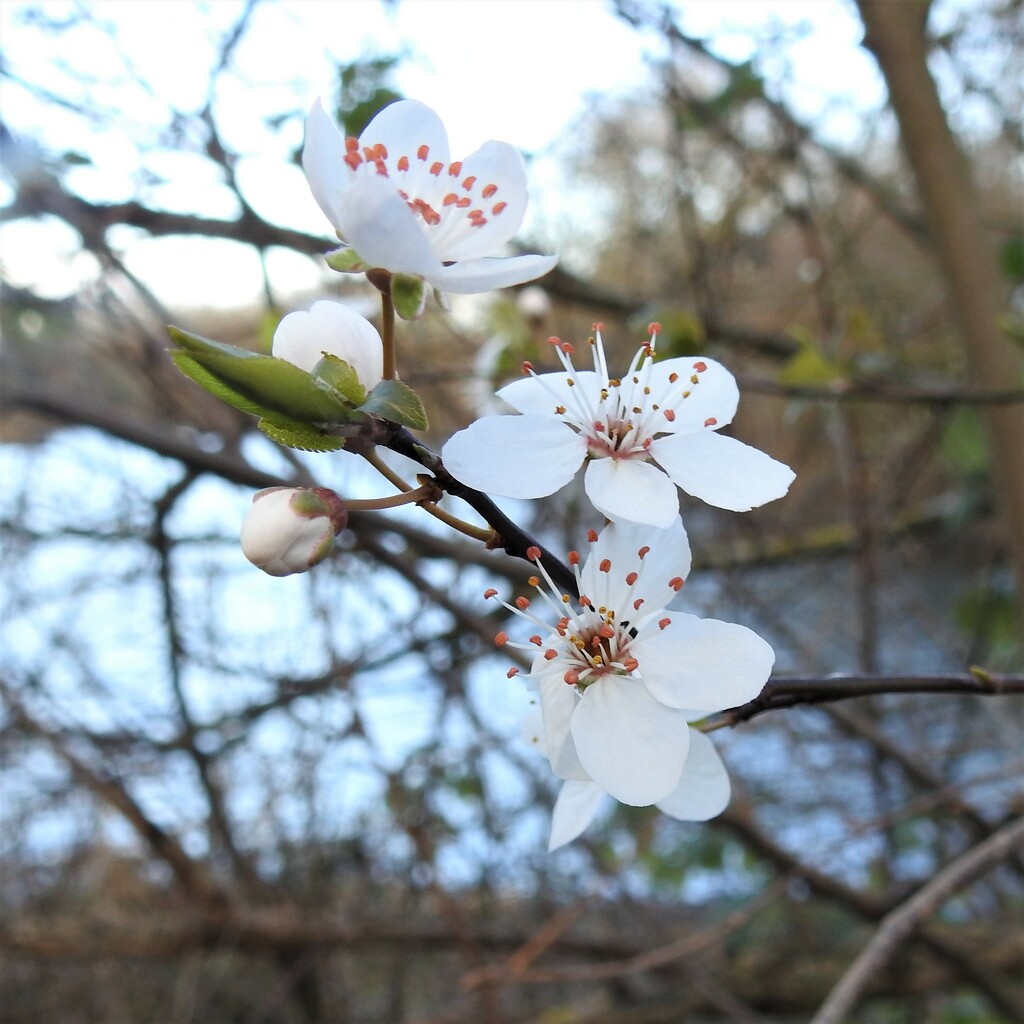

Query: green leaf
[
  {"left": 358, "top": 378, "right": 429, "bottom": 431},
  {"left": 391, "top": 273, "right": 428, "bottom": 320},
  {"left": 999, "top": 236, "right": 1024, "bottom": 281},
  {"left": 313, "top": 353, "right": 366, "bottom": 404},
  {"left": 168, "top": 326, "right": 355, "bottom": 423},
  {"left": 170, "top": 351, "right": 284, "bottom": 420},
  {"left": 324, "top": 246, "right": 368, "bottom": 273},
  {"left": 257, "top": 417, "right": 347, "bottom": 452}
]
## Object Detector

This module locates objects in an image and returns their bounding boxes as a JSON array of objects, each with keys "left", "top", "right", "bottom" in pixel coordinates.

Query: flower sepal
[
  {"left": 312, "top": 353, "right": 368, "bottom": 405},
  {"left": 324, "top": 245, "right": 368, "bottom": 273},
  {"left": 391, "top": 272, "right": 429, "bottom": 321}
]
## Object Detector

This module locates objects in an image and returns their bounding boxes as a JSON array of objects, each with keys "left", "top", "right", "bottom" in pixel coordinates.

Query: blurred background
[{"left": 1, "top": 1, "right": 1022, "bottom": 1021}]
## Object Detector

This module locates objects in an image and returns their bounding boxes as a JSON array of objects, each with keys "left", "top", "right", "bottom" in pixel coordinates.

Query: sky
[{"left": 0, "top": 0, "right": 887, "bottom": 308}]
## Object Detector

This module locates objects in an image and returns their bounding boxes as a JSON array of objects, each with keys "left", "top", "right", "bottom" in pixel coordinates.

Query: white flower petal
[
  {"left": 570, "top": 677, "right": 691, "bottom": 806},
  {"left": 335, "top": 174, "right": 445, "bottom": 278},
  {"left": 442, "top": 415, "right": 585, "bottom": 498},
  {"left": 549, "top": 780, "right": 606, "bottom": 851},
  {"left": 427, "top": 253, "right": 558, "bottom": 294},
  {"left": 536, "top": 666, "right": 590, "bottom": 781},
  {"left": 302, "top": 99, "right": 354, "bottom": 231},
  {"left": 651, "top": 356, "right": 740, "bottom": 433},
  {"left": 650, "top": 431, "right": 795, "bottom": 512},
  {"left": 272, "top": 300, "right": 383, "bottom": 387},
  {"left": 438, "top": 140, "right": 528, "bottom": 260},
  {"left": 632, "top": 612, "right": 774, "bottom": 713},
  {"left": 580, "top": 519, "right": 691, "bottom": 616},
  {"left": 359, "top": 98, "right": 450, "bottom": 170},
  {"left": 655, "top": 729, "right": 731, "bottom": 821},
  {"left": 583, "top": 457, "right": 681, "bottom": 528},
  {"left": 498, "top": 370, "right": 604, "bottom": 416}
]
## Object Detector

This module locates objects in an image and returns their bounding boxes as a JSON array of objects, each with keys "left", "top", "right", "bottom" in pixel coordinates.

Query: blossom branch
[
  {"left": 378, "top": 422, "right": 580, "bottom": 595},
  {"left": 710, "top": 671, "right": 1024, "bottom": 730}
]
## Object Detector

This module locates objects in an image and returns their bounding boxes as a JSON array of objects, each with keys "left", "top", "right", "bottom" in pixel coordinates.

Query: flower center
[
  {"left": 343, "top": 136, "right": 509, "bottom": 236},
  {"left": 486, "top": 539, "right": 679, "bottom": 693},
  {"left": 521, "top": 324, "right": 715, "bottom": 462}
]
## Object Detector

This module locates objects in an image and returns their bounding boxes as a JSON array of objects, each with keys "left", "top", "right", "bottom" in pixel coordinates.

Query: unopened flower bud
[{"left": 240, "top": 486, "right": 348, "bottom": 577}]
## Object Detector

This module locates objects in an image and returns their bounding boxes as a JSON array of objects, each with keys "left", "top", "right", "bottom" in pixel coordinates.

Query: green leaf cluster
[{"left": 167, "top": 326, "right": 427, "bottom": 451}]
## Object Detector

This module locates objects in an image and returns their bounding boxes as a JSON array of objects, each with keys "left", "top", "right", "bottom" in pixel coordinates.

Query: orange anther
[
  {"left": 515, "top": 596, "right": 530, "bottom": 610},
  {"left": 482, "top": 183, "right": 498, "bottom": 198},
  {"left": 599, "top": 559, "right": 611, "bottom": 573},
  {"left": 704, "top": 417, "right": 717, "bottom": 428},
  {"left": 693, "top": 361, "right": 707, "bottom": 372},
  {"left": 495, "top": 631, "right": 509, "bottom": 645},
  {"left": 625, "top": 572, "right": 638, "bottom": 585},
  {"left": 492, "top": 201, "right": 507, "bottom": 215},
  {"left": 587, "top": 530, "right": 598, "bottom": 543},
  {"left": 483, "top": 588, "right": 498, "bottom": 599},
  {"left": 429, "top": 161, "right": 443, "bottom": 175},
  {"left": 448, "top": 160, "right": 462, "bottom": 176},
  {"left": 506, "top": 667, "right": 520, "bottom": 678},
  {"left": 658, "top": 618, "right": 671, "bottom": 630},
  {"left": 462, "top": 175, "right": 477, "bottom": 190},
  {"left": 669, "top": 577, "right": 684, "bottom": 591},
  {"left": 526, "top": 545, "right": 542, "bottom": 561},
  {"left": 417, "top": 144, "right": 430, "bottom": 160},
  {"left": 397, "top": 155, "right": 409, "bottom": 171}
]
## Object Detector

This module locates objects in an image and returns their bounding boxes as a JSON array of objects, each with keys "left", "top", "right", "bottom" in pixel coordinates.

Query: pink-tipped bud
[{"left": 240, "top": 486, "right": 347, "bottom": 577}]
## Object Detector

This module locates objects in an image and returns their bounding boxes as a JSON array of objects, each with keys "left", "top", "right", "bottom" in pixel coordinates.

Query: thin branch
[
  {"left": 711, "top": 671, "right": 1024, "bottom": 729},
  {"left": 811, "top": 815, "right": 1024, "bottom": 1024}
]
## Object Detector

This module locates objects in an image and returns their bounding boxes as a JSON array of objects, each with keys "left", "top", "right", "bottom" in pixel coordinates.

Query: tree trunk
[{"left": 857, "top": 0, "right": 1024, "bottom": 641}]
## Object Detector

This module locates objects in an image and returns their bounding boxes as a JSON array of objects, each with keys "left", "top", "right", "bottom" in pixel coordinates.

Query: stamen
[
  {"left": 526, "top": 546, "right": 542, "bottom": 562},
  {"left": 417, "top": 144, "right": 430, "bottom": 160},
  {"left": 507, "top": 667, "right": 520, "bottom": 678},
  {"left": 397, "top": 155, "right": 409, "bottom": 171},
  {"left": 495, "top": 632, "right": 509, "bottom": 645},
  {"left": 483, "top": 588, "right": 498, "bottom": 599},
  {"left": 482, "top": 183, "right": 498, "bottom": 198},
  {"left": 704, "top": 417, "right": 717, "bottom": 427},
  {"left": 658, "top": 618, "right": 671, "bottom": 630},
  {"left": 669, "top": 577, "right": 684, "bottom": 591}
]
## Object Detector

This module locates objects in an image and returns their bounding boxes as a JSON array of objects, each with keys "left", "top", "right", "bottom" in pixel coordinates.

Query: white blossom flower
[
  {"left": 442, "top": 324, "right": 795, "bottom": 527},
  {"left": 302, "top": 98, "right": 558, "bottom": 295},
  {"left": 546, "top": 728, "right": 732, "bottom": 851},
  {"left": 493, "top": 519, "right": 773, "bottom": 846},
  {"left": 272, "top": 300, "right": 383, "bottom": 390},
  {"left": 240, "top": 486, "right": 348, "bottom": 577}
]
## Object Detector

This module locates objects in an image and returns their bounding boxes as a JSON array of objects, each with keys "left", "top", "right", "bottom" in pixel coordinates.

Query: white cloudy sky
[{"left": 0, "top": 0, "right": 908, "bottom": 307}]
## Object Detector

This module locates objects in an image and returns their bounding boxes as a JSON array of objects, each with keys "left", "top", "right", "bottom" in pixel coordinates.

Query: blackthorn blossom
[
  {"left": 489, "top": 520, "right": 774, "bottom": 847},
  {"left": 302, "top": 99, "right": 558, "bottom": 294},
  {"left": 442, "top": 324, "right": 795, "bottom": 528}
]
